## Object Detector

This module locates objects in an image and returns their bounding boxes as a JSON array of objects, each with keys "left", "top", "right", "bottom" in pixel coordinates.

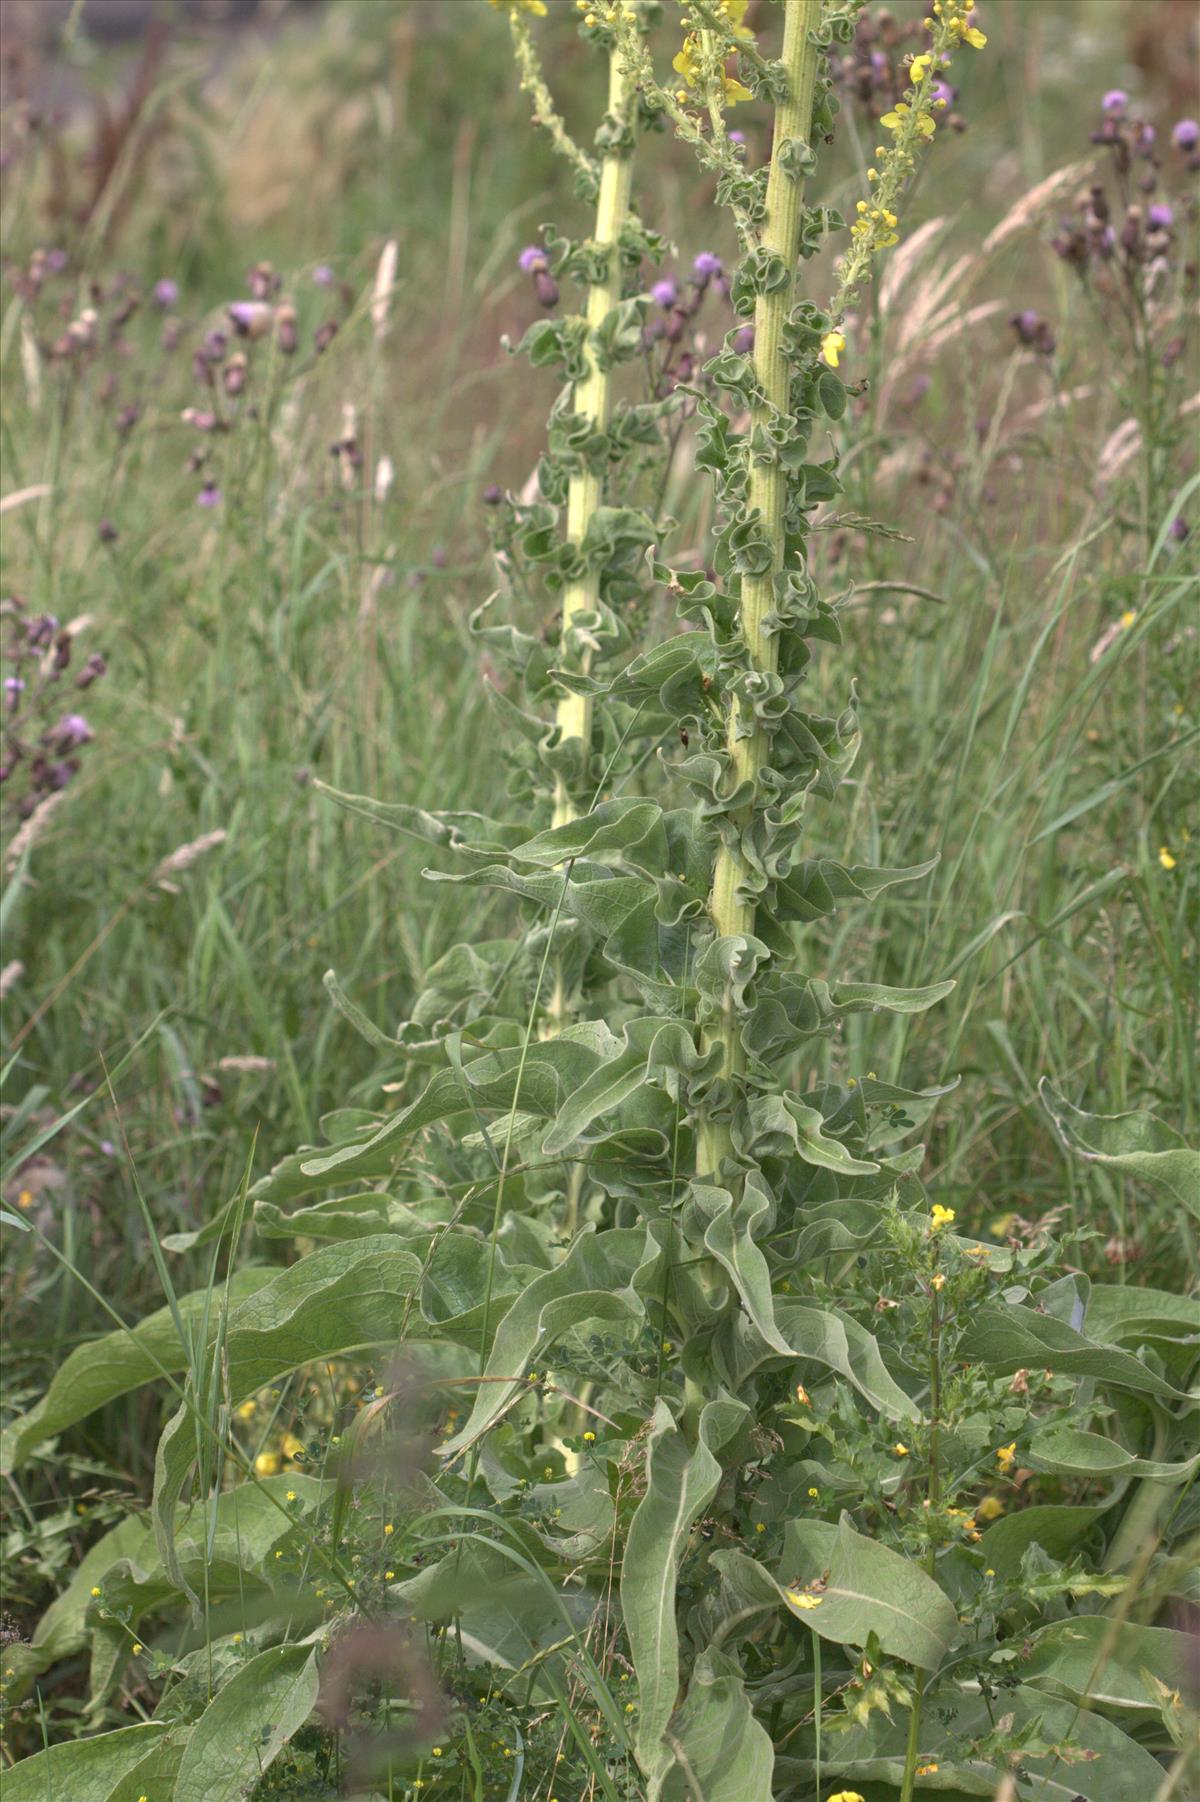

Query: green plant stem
[
  {"left": 698, "top": 0, "right": 822, "bottom": 1174},
  {"left": 899, "top": 1276, "right": 944, "bottom": 1802},
  {"left": 551, "top": 47, "right": 635, "bottom": 836}
]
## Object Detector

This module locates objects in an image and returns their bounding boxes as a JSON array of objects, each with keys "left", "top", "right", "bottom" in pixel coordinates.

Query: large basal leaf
[
  {"left": 1022, "top": 1615, "right": 1193, "bottom": 1716},
  {"left": 0, "top": 1267, "right": 274, "bottom": 1473},
  {"left": 0, "top": 1723, "right": 175, "bottom": 1802},
  {"left": 778, "top": 1682, "right": 1168, "bottom": 1801},
  {"left": 1027, "top": 1422, "right": 1200, "bottom": 1483},
  {"left": 959, "top": 1301, "right": 1190, "bottom": 1401},
  {"left": 152, "top": 1238, "right": 420, "bottom": 1600},
  {"left": 171, "top": 1642, "right": 319, "bottom": 1802},
  {"left": 622, "top": 1398, "right": 748, "bottom": 1799},
  {"left": 778, "top": 1515, "right": 959, "bottom": 1671},
  {"left": 660, "top": 1649, "right": 774, "bottom": 1802},
  {"left": 1040, "top": 1078, "right": 1200, "bottom": 1217}
]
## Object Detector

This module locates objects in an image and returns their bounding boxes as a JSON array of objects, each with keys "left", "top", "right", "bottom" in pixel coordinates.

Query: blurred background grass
[{"left": 1, "top": 0, "right": 1196, "bottom": 1489}]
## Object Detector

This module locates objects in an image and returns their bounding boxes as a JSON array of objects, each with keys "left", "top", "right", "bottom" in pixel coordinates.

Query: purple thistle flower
[
  {"left": 312, "top": 264, "right": 335, "bottom": 287},
  {"left": 49, "top": 712, "right": 92, "bottom": 751},
  {"left": 197, "top": 482, "right": 222, "bottom": 509},
  {"left": 1102, "top": 89, "right": 1128, "bottom": 115},
  {"left": 4, "top": 677, "right": 25, "bottom": 708},
  {"left": 728, "top": 129, "right": 746, "bottom": 145},
  {"left": 693, "top": 251, "right": 723, "bottom": 279},
  {"left": 153, "top": 278, "right": 180, "bottom": 308},
  {"left": 227, "top": 300, "right": 273, "bottom": 339},
  {"left": 1172, "top": 118, "right": 1199, "bottom": 150},
  {"left": 46, "top": 248, "right": 68, "bottom": 272},
  {"left": 1168, "top": 516, "right": 1189, "bottom": 542},
  {"left": 930, "top": 80, "right": 956, "bottom": 106},
  {"left": 1147, "top": 202, "right": 1174, "bottom": 229},
  {"left": 518, "top": 245, "right": 545, "bottom": 273},
  {"left": 651, "top": 277, "right": 678, "bottom": 308}
]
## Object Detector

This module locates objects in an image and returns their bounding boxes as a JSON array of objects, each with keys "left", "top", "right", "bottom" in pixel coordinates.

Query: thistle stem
[
  {"left": 552, "top": 47, "right": 636, "bottom": 834},
  {"left": 698, "top": 0, "right": 822, "bottom": 1175}
]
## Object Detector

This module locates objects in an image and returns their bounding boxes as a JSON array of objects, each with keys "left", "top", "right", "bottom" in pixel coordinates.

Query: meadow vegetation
[{"left": 0, "top": 2, "right": 1196, "bottom": 1799}]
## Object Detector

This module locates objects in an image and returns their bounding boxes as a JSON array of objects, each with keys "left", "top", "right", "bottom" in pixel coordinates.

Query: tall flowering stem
[
  {"left": 552, "top": 48, "right": 637, "bottom": 829},
  {"left": 698, "top": 0, "right": 824, "bottom": 1176}
]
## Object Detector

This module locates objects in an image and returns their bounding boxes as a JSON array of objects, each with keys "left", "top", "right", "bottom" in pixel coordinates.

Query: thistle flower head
[
  {"left": 1172, "top": 118, "right": 1198, "bottom": 150},
  {"left": 518, "top": 245, "right": 546, "bottom": 272},
  {"left": 1102, "top": 88, "right": 1128, "bottom": 115},
  {"left": 153, "top": 278, "right": 179, "bottom": 308},
  {"left": 692, "top": 252, "right": 722, "bottom": 279},
  {"left": 651, "top": 277, "right": 678, "bottom": 307}
]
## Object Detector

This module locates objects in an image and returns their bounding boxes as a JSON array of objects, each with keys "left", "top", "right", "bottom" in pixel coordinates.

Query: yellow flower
[
  {"left": 996, "top": 1441, "right": 1017, "bottom": 1471},
  {"left": 916, "top": 1764, "right": 939, "bottom": 1776},
  {"left": 281, "top": 1432, "right": 305, "bottom": 1460},
  {"left": 930, "top": 1203, "right": 955, "bottom": 1233},
  {"left": 235, "top": 1399, "right": 256, "bottom": 1420},
  {"left": 90, "top": 1586, "right": 102, "bottom": 1598},
  {"left": 487, "top": 0, "right": 548, "bottom": 13},
  {"left": 1121, "top": 609, "right": 1137, "bottom": 628},
  {"left": 17, "top": 1189, "right": 34, "bottom": 1209},
  {"left": 583, "top": 1431, "right": 596, "bottom": 1443},
  {"left": 254, "top": 1451, "right": 281, "bottom": 1477},
  {"left": 975, "top": 1495, "right": 1005, "bottom": 1521},
  {"left": 807, "top": 1486, "right": 819, "bottom": 1498},
  {"left": 232, "top": 1632, "right": 243, "bottom": 1644},
  {"left": 909, "top": 53, "right": 933, "bottom": 81},
  {"left": 286, "top": 1489, "right": 297, "bottom": 1502},
  {"left": 894, "top": 1442, "right": 910, "bottom": 1457},
  {"left": 821, "top": 330, "right": 846, "bottom": 368},
  {"left": 384, "top": 1522, "right": 395, "bottom": 1535},
  {"left": 786, "top": 1590, "right": 823, "bottom": 1610},
  {"left": 828, "top": 1791, "right": 865, "bottom": 1801},
  {"left": 431, "top": 1747, "right": 443, "bottom": 1757},
  {"left": 723, "top": 75, "right": 753, "bottom": 106},
  {"left": 754, "top": 1521, "right": 766, "bottom": 1533},
  {"left": 132, "top": 1642, "right": 143, "bottom": 1655},
  {"left": 1159, "top": 847, "right": 1177, "bottom": 871},
  {"left": 931, "top": 1272, "right": 946, "bottom": 1291},
  {"left": 879, "top": 104, "right": 908, "bottom": 131},
  {"left": 385, "top": 1569, "right": 394, "bottom": 1580}
]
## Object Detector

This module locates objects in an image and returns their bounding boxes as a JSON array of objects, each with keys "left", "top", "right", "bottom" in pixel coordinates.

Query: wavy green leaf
[
  {"left": 778, "top": 1515, "right": 958, "bottom": 1670},
  {"left": 1040, "top": 1079, "right": 1200, "bottom": 1217},
  {"left": 171, "top": 1643, "right": 319, "bottom": 1802}
]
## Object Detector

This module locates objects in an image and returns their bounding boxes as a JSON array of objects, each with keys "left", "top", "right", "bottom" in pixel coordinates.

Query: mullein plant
[{"left": 7, "top": 5, "right": 1200, "bottom": 1800}]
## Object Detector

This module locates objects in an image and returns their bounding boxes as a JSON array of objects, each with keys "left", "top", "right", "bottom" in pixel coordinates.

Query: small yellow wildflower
[
  {"left": 894, "top": 1442, "right": 910, "bottom": 1457},
  {"left": 625, "top": 1701, "right": 636, "bottom": 1713},
  {"left": 807, "top": 1487, "right": 819, "bottom": 1499},
  {"left": 431, "top": 1747, "right": 443, "bottom": 1757},
  {"left": 975, "top": 1495, "right": 1006, "bottom": 1522},
  {"left": 916, "top": 1764, "right": 939, "bottom": 1777},
  {"left": 17, "top": 1190, "right": 34, "bottom": 1209},
  {"left": 821, "top": 330, "right": 846, "bottom": 368},
  {"left": 487, "top": 0, "right": 548, "bottom": 14},
  {"left": 796, "top": 1384, "right": 811, "bottom": 1406},
  {"left": 254, "top": 1451, "right": 281, "bottom": 1477},
  {"left": 930, "top": 1203, "right": 955, "bottom": 1233},
  {"left": 583, "top": 1431, "right": 596, "bottom": 1443},
  {"left": 235, "top": 1399, "right": 256, "bottom": 1420},
  {"left": 828, "top": 1793, "right": 865, "bottom": 1802},
  {"left": 132, "top": 1642, "right": 142, "bottom": 1655},
  {"left": 384, "top": 1522, "right": 395, "bottom": 1535},
  {"left": 931, "top": 1272, "right": 946, "bottom": 1291},
  {"left": 90, "top": 1586, "right": 102, "bottom": 1598},
  {"left": 754, "top": 1521, "right": 766, "bottom": 1534},
  {"left": 1160, "top": 846, "right": 1177, "bottom": 871},
  {"left": 996, "top": 1442, "right": 1017, "bottom": 1472},
  {"left": 232, "top": 1633, "right": 243, "bottom": 1644},
  {"left": 786, "top": 1590, "right": 823, "bottom": 1610},
  {"left": 281, "top": 1432, "right": 305, "bottom": 1460},
  {"left": 909, "top": 53, "right": 933, "bottom": 81},
  {"left": 384, "top": 1569, "right": 395, "bottom": 1580}
]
